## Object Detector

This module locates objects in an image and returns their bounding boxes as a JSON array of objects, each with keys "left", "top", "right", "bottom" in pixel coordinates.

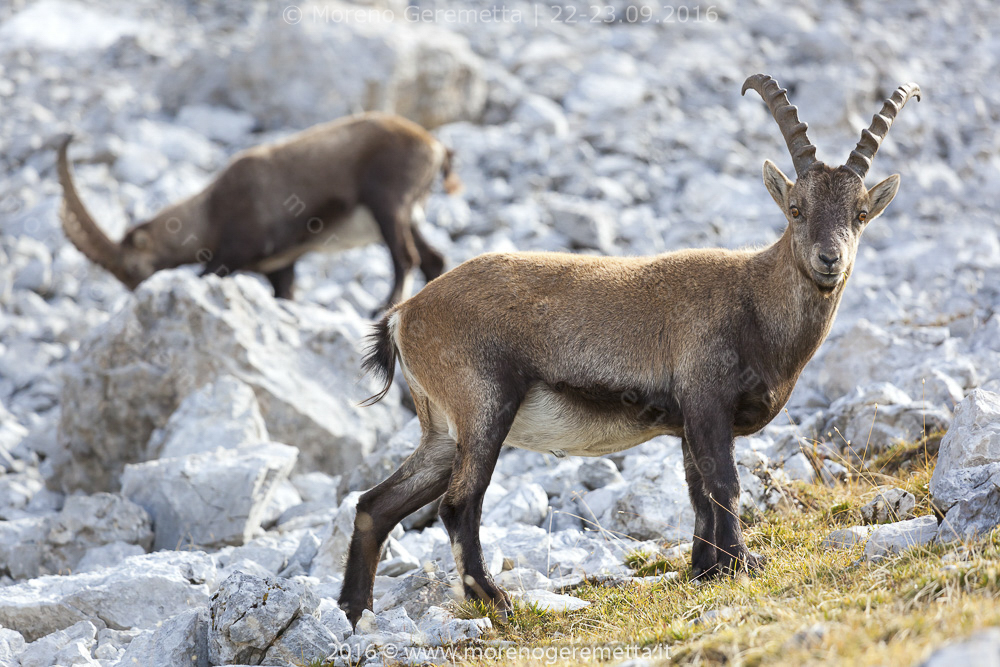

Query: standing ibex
[
  {"left": 57, "top": 112, "right": 459, "bottom": 308},
  {"left": 338, "top": 75, "right": 920, "bottom": 624}
]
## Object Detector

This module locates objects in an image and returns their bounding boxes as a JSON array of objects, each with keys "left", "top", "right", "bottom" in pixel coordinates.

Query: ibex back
[{"left": 338, "top": 75, "right": 920, "bottom": 625}]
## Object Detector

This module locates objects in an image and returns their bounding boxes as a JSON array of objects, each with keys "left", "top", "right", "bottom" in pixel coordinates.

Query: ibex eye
[
  {"left": 790, "top": 206, "right": 801, "bottom": 218},
  {"left": 858, "top": 211, "right": 868, "bottom": 223}
]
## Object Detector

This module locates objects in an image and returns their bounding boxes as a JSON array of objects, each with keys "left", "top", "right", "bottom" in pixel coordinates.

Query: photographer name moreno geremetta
[{"left": 403, "top": 4, "right": 524, "bottom": 23}]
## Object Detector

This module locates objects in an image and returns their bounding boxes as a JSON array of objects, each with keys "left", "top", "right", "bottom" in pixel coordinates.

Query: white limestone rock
[
  {"left": 121, "top": 443, "right": 297, "bottom": 550},
  {"left": 864, "top": 516, "right": 939, "bottom": 560},
  {"left": 930, "top": 390, "right": 1000, "bottom": 541},
  {"left": 577, "top": 458, "right": 625, "bottom": 491},
  {"left": 859, "top": 487, "right": 916, "bottom": 525},
  {"left": 0, "top": 551, "right": 214, "bottom": 641},
  {"left": 542, "top": 193, "right": 617, "bottom": 254},
  {"left": 483, "top": 483, "right": 549, "bottom": 527},
  {"left": 821, "top": 526, "right": 875, "bottom": 550},
  {"left": 0, "top": 492, "right": 152, "bottom": 580},
  {"left": 116, "top": 608, "right": 209, "bottom": 667},
  {"left": 919, "top": 628, "right": 1000, "bottom": 667},
  {"left": 158, "top": 1, "right": 486, "bottom": 130},
  {"left": 208, "top": 572, "right": 319, "bottom": 666},
  {"left": 515, "top": 590, "right": 590, "bottom": 613},
  {"left": 417, "top": 606, "right": 492, "bottom": 646},
  {"left": 18, "top": 620, "right": 96, "bottom": 667},
  {"left": 54, "top": 273, "right": 406, "bottom": 493},
  {"left": 147, "top": 375, "right": 269, "bottom": 460}
]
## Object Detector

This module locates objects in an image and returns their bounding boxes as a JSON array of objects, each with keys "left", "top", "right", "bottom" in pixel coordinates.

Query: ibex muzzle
[{"left": 337, "top": 75, "right": 919, "bottom": 626}]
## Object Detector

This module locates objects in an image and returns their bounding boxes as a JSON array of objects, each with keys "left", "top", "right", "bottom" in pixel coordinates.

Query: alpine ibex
[
  {"left": 57, "top": 112, "right": 460, "bottom": 308},
  {"left": 338, "top": 75, "right": 920, "bottom": 624}
]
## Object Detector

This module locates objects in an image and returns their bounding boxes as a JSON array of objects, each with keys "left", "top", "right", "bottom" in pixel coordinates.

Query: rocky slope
[{"left": 1, "top": 0, "right": 1000, "bottom": 665}]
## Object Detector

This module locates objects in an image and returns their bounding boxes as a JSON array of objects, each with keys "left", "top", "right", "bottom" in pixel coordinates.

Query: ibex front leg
[
  {"left": 682, "top": 437, "right": 718, "bottom": 579},
  {"left": 682, "top": 407, "right": 763, "bottom": 576}
]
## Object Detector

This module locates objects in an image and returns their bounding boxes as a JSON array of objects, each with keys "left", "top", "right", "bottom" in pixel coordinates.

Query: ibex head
[
  {"left": 57, "top": 135, "right": 157, "bottom": 290},
  {"left": 742, "top": 74, "right": 920, "bottom": 292}
]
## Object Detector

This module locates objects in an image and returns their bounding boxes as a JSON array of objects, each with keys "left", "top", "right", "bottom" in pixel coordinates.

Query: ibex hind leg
[
  {"left": 338, "top": 427, "right": 456, "bottom": 626},
  {"left": 438, "top": 397, "right": 524, "bottom": 617}
]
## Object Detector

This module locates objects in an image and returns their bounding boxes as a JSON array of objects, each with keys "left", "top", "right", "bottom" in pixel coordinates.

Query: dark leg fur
[
  {"left": 339, "top": 431, "right": 456, "bottom": 626},
  {"left": 438, "top": 400, "right": 522, "bottom": 616},
  {"left": 266, "top": 263, "right": 296, "bottom": 299},
  {"left": 683, "top": 410, "right": 763, "bottom": 576},
  {"left": 366, "top": 200, "right": 419, "bottom": 314},
  {"left": 411, "top": 224, "right": 445, "bottom": 282},
  {"left": 682, "top": 438, "right": 718, "bottom": 579}
]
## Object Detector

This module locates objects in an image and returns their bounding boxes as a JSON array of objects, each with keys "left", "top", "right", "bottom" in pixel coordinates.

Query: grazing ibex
[
  {"left": 57, "top": 112, "right": 459, "bottom": 308},
  {"left": 338, "top": 75, "right": 920, "bottom": 624}
]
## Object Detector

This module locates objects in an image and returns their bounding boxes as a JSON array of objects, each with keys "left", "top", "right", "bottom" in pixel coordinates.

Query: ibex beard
[{"left": 338, "top": 74, "right": 920, "bottom": 626}]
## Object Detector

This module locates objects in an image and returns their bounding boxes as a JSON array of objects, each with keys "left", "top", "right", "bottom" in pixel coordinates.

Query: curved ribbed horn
[
  {"left": 742, "top": 73, "right": 818, "bottom": 178},
  {"left": 56, "top": 136, "right": 137, "bottom": 287},
  {"left": 843, "top": 83, "right": 921, "bottom": 181}
]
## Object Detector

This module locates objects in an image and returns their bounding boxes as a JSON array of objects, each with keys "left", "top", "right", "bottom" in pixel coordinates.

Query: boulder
[
  {"left": 76, "top": 542, "right": 146, "bottom": 573},
  {"left": 175, "top": 104, "right": 256, "bottom": 145},
  {"left": 147, "top": 374, "right": 269, "bottom": 460},
  {"left": 207, "top": 572, "right": 319, "bottom": 666},
  {"left": 920, "top": 628, "right": 1000, "bottom": 667},
  {"left": 0, "top": 628, "right": 25, "bottom": 666},
  {"left": 54, "top": 272, "right": 406, "bottom": 493},
  {"left": 864, "top": 516, "right": 938, "bottom": 560},
  {"left": 121, "top": 443, "right": 297, "bottom": 550},
  {"left": 374, "top": 562, "right": 456, "bottom": 620},
  {"left": 262, "top": 614, "right": 337, "bottom": 666},
  {"left": 930, "top": 390, "right": 1000, "bottom": 541},
  {"left": 821, "top": 526, "right": 874, "bottom": 550},
  {"left": 0, "top": 492, "right": 152, "bottom": 580},
  {"left": 17, "top": 620, "right": 96, "bottom": 667},
  {"left": 817, "top": 321, "right": 931, "bottom": 400},
  {"left": 158, "top": 1, "right": 485, "bottom": 130},
  {"left": 931, "top": 390, "right": 1000, "bottom": 506},
  {"left": 577, "top": 458, "right": 625, "bottom": 491},
  {"left": 0, "top": 551, "right": 214, "bottom": 641},
  {"left": 417, "top": 606, "right": 492, "bottom": 646},
  {"left": 782, "top": 452, "right": 816, "bottom": 483},
  {"left": 483, "top": 483, "right": 549, "bottom": 527},
  {"left": 816, "top": 383, "right": 949, "bottom": 462},
  {"left": 116, "top": 608, "right": 209, "bottom": 667},
  {"left": 344, "top": 416, "right": 421, "bottom": 494},
  {"left": 607, "top": 476, "right": 694, "bottom": 543},
  {"left": 859, "top": 488, "right": 916, "bottom": 525}
]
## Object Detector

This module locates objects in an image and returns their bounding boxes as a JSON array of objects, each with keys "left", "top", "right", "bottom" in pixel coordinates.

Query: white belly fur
[
  {"left": 319, "top": 204, "right": 383, "bottom": 252},
  {"left": 504, "top": 384, "right": 666, "bottom": 457},
  {"left": 252, "top": 205, "right": 383, "bottom": 274}
]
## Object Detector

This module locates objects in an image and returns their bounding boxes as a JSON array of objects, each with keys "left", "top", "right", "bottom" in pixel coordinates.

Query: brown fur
[{"left": 58, "top": 112, "right": 458, "bottom": 307}]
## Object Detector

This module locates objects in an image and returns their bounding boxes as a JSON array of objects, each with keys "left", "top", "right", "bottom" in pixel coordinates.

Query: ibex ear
[
  {"left": 866, "top": 174, "right": 900, "bottom": 222},
  {"left": 762, "top": 160, "right": 793, "bottom": 209}
]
